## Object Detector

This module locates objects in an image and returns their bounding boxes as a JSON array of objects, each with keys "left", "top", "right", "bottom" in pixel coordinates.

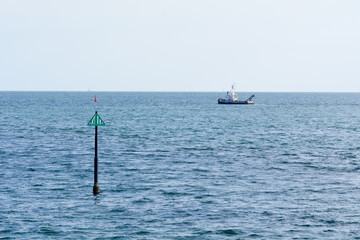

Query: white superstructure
[{"left": 226, "top": 84, "right": 238, "bottom": 101}]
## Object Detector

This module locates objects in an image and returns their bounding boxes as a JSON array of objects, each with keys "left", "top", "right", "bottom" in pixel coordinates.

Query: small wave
[
  {"left": 262, "top": 211, "right": 274, "bottom": 216},
  {"left": 132, "top": 197, "right": 153, "bottom": 204},
  {"left": 108, "top": 188, "right": 125, "bottom": 193},
  {"left": 200, "top": 200, "right": 215, "bottom": 204},
  {"left": 268, "top": 167, "right": 285, "bottom": 171},
  {"left": 160, "top": 190, "right": 191, "bottom": 196},
  {"left": 143, "top": 219, "right": 160, "bottom": 223},
  {"left": 194, "top": 194, "right": 214, "bottom": 199},
  {"left": 320, "top": 219, "right": 338, "bottom": 224},
  {"left": 282, "top": 153, "right": 298, "bottom": 156},
  {"left": 110, "top": 208, "right": 126, "bottom": 213},
  {"left": 300, "top": 214, "right": 315, "bottom": 220},
  {"left": 124, "top": 168, "right": 139, "bottom": 172},
  {"left": 350, "top": 166, "right": 360, "bottom": 172},
  {"left": 133, "top": 187, "right": 152, "bottom": 191},
  {"left": 50, "top": 187, "right": 66, "bottom": 191},
  {"left": 246, "top": 233, "right": 261, "bottom": 237},
  {"left": 0, "top": 229, "right": 12, "bottom": 234},
  {"left": 340, "top": 153, "right": 357, "bottom": 159},
  {"left": 154, "top": 149, "right": 170, "bottom": 153},
  {"left": 180, "top": 146, "right": 215, "bottom": 151},
  {"left": 38, "top": 227, "right": 62, "bottom": 236},
  {"left": 216, "top": 229, "right": 243, "bottom": 236},
  {"left": 192, "top": 168, "right": 210, "bottom": 173},
  {"left": 135, "top": 231, "right": 151, "bottom": 235}
]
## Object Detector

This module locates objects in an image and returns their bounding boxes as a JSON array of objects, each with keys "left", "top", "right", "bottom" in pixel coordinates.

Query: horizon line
[{"left": 1, "top": 90, "right": 360, "bottom": 93}]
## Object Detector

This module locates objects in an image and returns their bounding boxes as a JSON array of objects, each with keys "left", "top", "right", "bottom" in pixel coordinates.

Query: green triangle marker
[{"left": 87, "top": 112, "right": 105, "bottom": 126}]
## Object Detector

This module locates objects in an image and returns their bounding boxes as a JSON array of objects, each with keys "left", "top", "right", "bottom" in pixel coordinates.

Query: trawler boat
[{"left": 218, "top": 85, "right": 255, "bottom": 104}]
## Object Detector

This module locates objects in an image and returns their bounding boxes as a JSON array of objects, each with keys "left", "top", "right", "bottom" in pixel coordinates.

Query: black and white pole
[{"left": 88, "top": 111, "right": 105, "bottom": 195}]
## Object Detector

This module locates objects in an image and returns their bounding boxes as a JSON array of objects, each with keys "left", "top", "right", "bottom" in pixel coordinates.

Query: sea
[{"left": 1, "top": 92, "right": 360, "bottom": 239}]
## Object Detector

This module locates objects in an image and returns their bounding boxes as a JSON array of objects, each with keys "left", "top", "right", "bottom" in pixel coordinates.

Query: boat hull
[{"left": 218, "top": 99, "right": 254, "bottom": 104}]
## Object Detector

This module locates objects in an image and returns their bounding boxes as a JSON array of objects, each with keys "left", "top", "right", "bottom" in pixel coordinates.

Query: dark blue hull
[{"left": 218, "top": 99, "right": 254, "bottom": 104}]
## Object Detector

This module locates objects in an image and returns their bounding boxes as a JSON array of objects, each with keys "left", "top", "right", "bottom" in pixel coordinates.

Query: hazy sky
[{"left": 0, "top": 0, "right": 359, "bottom": 92}]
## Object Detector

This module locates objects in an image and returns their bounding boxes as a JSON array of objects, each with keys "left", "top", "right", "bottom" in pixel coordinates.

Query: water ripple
[{"left": 2, "top": 92, "right": 360, "bottom": 239}]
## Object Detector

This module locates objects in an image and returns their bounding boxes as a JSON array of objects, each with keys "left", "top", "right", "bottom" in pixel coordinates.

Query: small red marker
[{"left": 94, "top": 96, "right": 98, "bottom": 102}]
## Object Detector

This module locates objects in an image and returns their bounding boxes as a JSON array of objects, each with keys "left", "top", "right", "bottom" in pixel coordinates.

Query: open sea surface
[{"left": 1, "top": 92, "right": 360, "bottom": 239}]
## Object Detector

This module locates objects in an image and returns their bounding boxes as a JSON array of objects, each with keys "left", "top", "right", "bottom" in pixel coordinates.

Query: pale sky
[{"left": 0, "top": 0, "right": 359, "bottom": 92}]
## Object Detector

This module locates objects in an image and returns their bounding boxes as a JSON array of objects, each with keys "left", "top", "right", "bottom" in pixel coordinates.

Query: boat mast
[{"left": 231, "top": 83, "right": 237, "bottom": 101}]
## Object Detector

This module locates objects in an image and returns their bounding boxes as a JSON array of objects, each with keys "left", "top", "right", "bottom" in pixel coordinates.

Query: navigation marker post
[{"left": 87, "top": 111, "right": 105, "bottom": 195}]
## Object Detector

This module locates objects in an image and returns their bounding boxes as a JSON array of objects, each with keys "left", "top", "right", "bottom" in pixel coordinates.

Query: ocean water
[{"left": 1, "top": 92, "right": 360, "bottom": 239}]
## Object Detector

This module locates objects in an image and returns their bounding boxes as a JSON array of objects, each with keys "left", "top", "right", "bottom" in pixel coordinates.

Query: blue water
[{"left": 1, "top": 92, "right": 360, "bottom": 239}]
